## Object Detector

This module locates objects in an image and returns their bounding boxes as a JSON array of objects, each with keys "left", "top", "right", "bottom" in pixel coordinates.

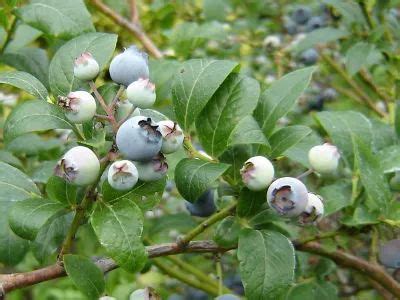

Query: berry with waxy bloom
[
  {"left": 299, "top": 193, "right": 324, "bottom": 224},
  {"left": 58, "top": 91, "right": 96, "bottom": 123},
  {"left": 379, "top": 239, "right": 400, "bottom": 268},
  {"left": 109, "top": 46, "right": 149, "bottom": 87},
  {"left": 216, "top": 295, "right": 241, "bottom": 300},
  {"left": 308, "top": 143, "right": 340, "bottom": 174},
  {"left": 116, "top": 116, "right": 162, "bottom": 161},
  {"left": 267, "top": 177, "right": 308, "bottom": 217},
  {"left": 157, "top": 120, "right": 184, "bottom": 154},
  {"left": 291, "top": 6, "right": 312, "bottom": 24},
  {"left": 134, "top": 153, "right": 168, "bottom": 182},
  {"left": 107, "top": 160, "right": 139, "bottom": 190},
  {"left": 185, "top": 189, "right": 216, "bottom": 217},
  {"left": 73, "top": 52, "right": 99, "bottom": 81},
  {"left": 126, "top": 78, "right": 156, "bottom": 108},
  {"left": 55, "top": 146, "right": 100, "bottom": 186},
  {"left": 240, "top": 156, "right": 274, "bottom": 191},
  {"left": 129, "top": 287, "right": 159, "bottom": 300}
]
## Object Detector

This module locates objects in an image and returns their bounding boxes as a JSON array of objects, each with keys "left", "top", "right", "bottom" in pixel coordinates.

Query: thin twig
[
  {"left": 89, "top": 81, "right": 118, "bottom": 131},
  {"left": 296, "top": 169, "right": 313, "bottom": 179},
  {"left": 130, "top": 0, "right": 139, "bottom": 24},
  {"left": 89, "top": 0, "right": 163, "bottom": 58},
  {"left": 109, "top": 85, "right": 125, "bottom": 112},
  {"left": 359, "top": 69, "right": 391, "bottom": 104},
  {"left": 117, "top": 105, "right": 136, "bottom": 127}
]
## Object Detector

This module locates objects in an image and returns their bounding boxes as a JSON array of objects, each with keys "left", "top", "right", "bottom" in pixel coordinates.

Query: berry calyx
[
  {"left": 240, "top": 156, "right": 274, "bottom": 191},
  {"left": 134, "top": 153, "right": 168, "bottom": 182},
  {"left": 73, "top": 52, "right": 99, "bottom": 81},
  {"left": 55, "top": 146, "right": 100, "bottom": 186},
  {"left": 107, "top": 160, "right": 139, "bottom": 191},
  {"left": 157, "top": 120, "right": 184, "bottom": 154},
  {"left": 299, "top": 193, "right": 324, "bottom": 224},
  {"left": 267, "top": 177, "right": 308, "bottom": 217},
  {"left": 126, "top": 78, "right": 156, "bottom": 109},
  {"left": 308, "top": 143, "right": 340, "bottom": 174},
  {"left": 58, "top": 91, "right": 96, "bottom": 123}
]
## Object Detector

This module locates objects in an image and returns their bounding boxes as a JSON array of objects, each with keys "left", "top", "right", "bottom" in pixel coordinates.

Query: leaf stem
[
  {"left": 183, "top": 136, "right": 216, "bottom": 162},
  {"left": 216, "top": 254, "right": 223, "bottom": 295},
  {"left": 178, "top": 202, "right": 237, "bottom": 247},
  {"left": 0, "top": 16, "right": 17, "bottom": 54}
]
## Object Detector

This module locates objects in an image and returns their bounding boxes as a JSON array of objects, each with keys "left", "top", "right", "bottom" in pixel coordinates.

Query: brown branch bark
[{"left": 89, "top": 0, "right": 163, "bottom": 59}]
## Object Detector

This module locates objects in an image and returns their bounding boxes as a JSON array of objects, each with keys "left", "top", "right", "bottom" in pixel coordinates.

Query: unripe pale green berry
[
  {"left": 107, "top": 160, "right": 138, "bottom": 190},
  {"left": 58, "top": 91, "right": 96, "bottom": 123},
  {"left": 109, "top": 46, "right": 149, "bottom": 87},
  {"left": 116, "top": 100, "right": 141, "bottom": 122},
  {"left": 267, "top": 177, "right": 308, "bottom": 217},
  {"left": 308, "top": 143, "right": 340, "bottom": 174},
  {"left": 116, "top": 116, "right": 162, "bottom": 161},
  {"left": 55, "top": 146, "right": 100, "bottom": 186},
  {"left": 73, "top": 52, "right": 99, "bottom": 81},
  {"left": 216, "top": 294, "right": 241, "bottom": 300},
  {"left": 126, "top": 78, "right": 156, "bottom": 108},
  {"left": 299, "top": 193, "right": 324, "bottom": 224},
  {"left": 129, "top": 287, "right": 159, "bottom": 300},
  {"left": 99, "top": 297, "right": 117, "bottom": 300},
  {"left": 379, "top": 239, "right": 400, "bottom": 268},
  {"left": 157, "top": 120, "right": 184, "bottom": 154},
  {"left": 240, "top": 156, "right": 274, "bottom": 191},
  {"left": 134, "top": 153, "right": 168, "bottom": 182}
]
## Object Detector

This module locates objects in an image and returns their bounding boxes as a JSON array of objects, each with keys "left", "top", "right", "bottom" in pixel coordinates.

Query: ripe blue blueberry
[
  {"left": 134, "top": 153, "right": 168, "bottom": 182},
  {"left": 116, "top": 100, "right": 141, "bottom": 122},
  {"left": 308, "top": 143, "right": 340, "bottom": 174},
  {"left": 379, "top": 239, "right": 400, "bottom": 268},
  {"left": 321, "top": 88, "right": 337, "bottom": 100},
  {"left": 300, "top": 48, "right": 319, "bottom": 65},
  {"left": 107, "top": 160, "right": 138, "bottom": 190},
  {"left": 157, "top": 120, "right": 184, "bottom": 154},
  {"left": 58, "top": 91, "right": 97, "bottom": 123},
  {"left": 267, "top": 177, "right": 308, "bottom": 217},
  {"left": 109, "top": 46, "right": 149, "bottom": 87},
  {"left": 216, "top": 294, "right": 241, "bottom": 300},
  {"left": 299, "top": 193, "right": 324, "bottom": 224},
  {"left": 224, "top": 274, "right": 244, "bottom": 296},
  {"left": 116, "top": 116, "right": 162, "bottom": 161},
  {"left": 73, "top": 52, "right": 99, "bottom": 81},
  {"left": 291, "top": 6, "right": 312, "bottom": 25},
  {"left": 240, "top": 156, "right": 274, "bottom": 191},
  {"left": 55, "top": 146, "right": 100, "bottom": 186},
  {"left": 306, "top": 16, "right": 325, "bottom": 32},
  {"left": 284, "top": 19, "right": 298, "bottom": 35},
  {"left": 126, "top": 78, "right": 156, "bottom": 108},
  {"left": 308, "top": 94, "right": 325, "bottom": 111},
  {"left": 185, "top": 189, "right": 216, "bottom": 217}
]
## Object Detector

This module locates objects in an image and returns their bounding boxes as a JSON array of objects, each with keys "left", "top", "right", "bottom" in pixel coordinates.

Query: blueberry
[
  {"left": 129, "top": 287, "right": 159, "bottom": 300},
  {"left": 134, "top": 153, "right": 168, "bottom": 182},
  {"left": 284, "top": 19, "right": 298, "bottom": 35},
  {"left": 185, "top": 190, "right": 216, "bottom": 217},
  {"left": 308, "top": 94, "right": 325, "bottom": 111},
  {"left": 223, "top": 274, "right": 244, "bottom": 296},
  {"left": 300, "top": 48, "right": 319, "bottom": 65},
  {"left": 126, "top": 78, "right": 156, "bottom": 109},
  {"left": 321, "top": 88, "right": 337, "bottom": 101},
  {"left": 116, "top": 116, "right": 162, "bottom": 161},
  {"left": 240, "top": 156, "right": 274, "bottom": 191},
  {"left": 115, "top": 100, "right": 141, "bottom": 122},
  {"left": 58, "top": 91, "right": 97, "bottom": 124},
  {"left": 215, "top": 294, "right": 241, "bottom": 300},
  {"left": 291, "top": 6, "right": 312, "bottom": 25},
  {"left": 109, "top": 46, "right": 149, "bottom": 87},
  {"left": 107, "top": 160, "right": 139, "bottom": 190},
  {"left": 308, "top": 143, "right": 340, "bottom": 174},
  {"left": 306, "top": 16, "right": 325, "bottom": 32},
  {"left": 183, "top": 288, "right": 208, "bottom": 300},
  {"left": 73, "top": 52, "right": 99, "bottom": 81},
  {"left": 267, "top": 177, "right": 308, "bottom": 217},
  {"left": 379, "top": 239, "right": 400, "bottom": 268},
  {"left": 157, "top": 120, "right": 184, "bottom": 154},
  {"left": 299, "top": 193, "right": 324, "bottom": 224}
]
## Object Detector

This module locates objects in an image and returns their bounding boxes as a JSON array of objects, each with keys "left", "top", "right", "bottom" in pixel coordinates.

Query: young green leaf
[
  {"left": 0, "top": 71, "right": 48, "bottom": 100},
  {"left": 237, "top": 188, "right": 266, "bottom": 218},
  {"left": 228, "top": 116, "right": 269, "bottom": 149},
  {"left": 46, "top": 176, "right": 78, "bottom": 205},
  {"left": 268, "top": 125, "right": 312, "bottom": 158}
]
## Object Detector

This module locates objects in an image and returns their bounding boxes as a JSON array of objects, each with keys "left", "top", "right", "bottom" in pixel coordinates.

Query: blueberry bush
[{"left": 1, "top": 0, "right": 400, "bottom": 299}]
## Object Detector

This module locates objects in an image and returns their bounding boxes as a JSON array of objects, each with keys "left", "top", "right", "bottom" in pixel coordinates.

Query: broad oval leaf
[
  {"left": 378, "top": 146, "right": 400, "bottom": 174},
  {"left": 175, "top": 158, "right": 230, "bottom": 202},
  {"left": 269, "top": 125, "right": 312, "bottom": 158},
  {"left": 228, "top": 116, "right": 269, "bottom": 149},
  {"left": 345, "top": 42, "right": 381, "bottom": 76},
  {"left": 196, "top": 74, "right": 260, "bottom": 156},
  {"left": 237, "top": 188, "right": 266, "bottom": 218},
  {"left": 91, "top": 198, "right": 147, "bottom": 272},
  {"left": 46, "top": 176, "right": 78, "bottom": 205},
  {"left": 172, "top": 59, "right": 238, "bottom": 130},
  {"left": 0, "top": 71, "right": 48, "bottom": 100},
  {"left": 214, "top": 216, "right": 241, "bottom": 248},
  {"left": 9, "top": 197, "right": 66, "bottom": 240},
  {"left": 254, "top": 67, "right": 315, "bottom": 137},
  {"left": 294, "top": 28, "right": 349, "bottom": 53},
  {"left": 4, "top": 100, "right": 75, "bottom": 143},
  {"left": 238, "top": 229, "right": 295, "bottom": 300},
  {"left": 49, "top": 32, "right": 118, "bottom": 96},
  {"left": 15, "top": 0, "right": 94, "bottom": 39},
  {"left": 64, "top": 254, "right": 105, "bottom": 299}
]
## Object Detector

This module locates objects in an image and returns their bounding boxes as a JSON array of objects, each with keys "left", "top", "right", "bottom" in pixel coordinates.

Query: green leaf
[
  {"left": 214, "top": 216, "right": 241, "bottom": 248},
  {"left": 395, "top": 100, "right": 400, "bottom": 139},
  {"left": 378, "top": 146, "right": 400, "bottom": 174},
  {"left": 46, "top": 176, "right": 78, "bottom": 205},
  {"left": 285, "top": 280, "right": 338, "bottom": 300},
  {"left": 102, "top": 178, "right": 166, "bottom": 210},
  {"left": 4, "top": 24, "right": 42, "bottom": 52},
  {"left": 228, "top": 115, "right": 269, "bottom": 148},
  {"left": 31, "top": 160, "right": 58, "bottom": 183},
  {"left": 196, "top": 74, "right": 260, "bottom": 156},
  {"left": 238, "top": 229, "right": 295, "bottom": 300},
  {"left": 284, "top": 132, "right": 323, "bottom": 168},
  {"left": 6, "top": 133, "right": 62, "bottom": 156},
  {"left": 319, "top": 181, "right": 351, "bottom": 216},
  {"left": 341, "top": 205, "right": 380, "bottom": 226},
  {"left": 32, "top": 212, "right": 72, "bottom": 263},
  {"left": 0, "top": 71, "right": 48, "bottom": 100},
  {"left": 64, "top": 254, "right": 105, "bottom": 299},
  {"left": 323, "top": 0, "right": 366, "bottom": 26},
  {"left": 49, "top": 32, "right": 117, "bottom": 96},
  {"left": 172, "top": 59, "right": 238, "bottom": 130},
  {"left": 294, "top": 28, "right": 349, "bottom": 53},
  {"left": 2, "top": 47, "right": 49, "bottom": 88},
  {"left": 91, "top": 199, "right": 147, "bottom": 272},
  {"left": 237, "top": 188, "right": 266, "bottom": 218},
  {"left": 345, "top": 42, "right": 381, "bottom": 76},
  {"left": 254, "top": 67, "right": 315, "bottom": 137},
  {"left": 353, "top": 136, "right": 391, "bottom": 213},
  {"left": 0, "top": 150, "right": 22, "bottom": 168},
  {"left": 175, "top": 158, "right": 230, "bottom": 202},
  {"left": 4, "top": 100, "right": 75, "bottom": 143},
  {"left": 9, "top": 197, "right": 66, "bottom": 240},
  {"left": 269, "top": 125, "right": 312, "bottom": 158},
  {"left": 15, "top": 0, "right": 95, "bottom": 39},
  {"left": 315, "top": 111, "right": 373, "bottom": 166}
]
